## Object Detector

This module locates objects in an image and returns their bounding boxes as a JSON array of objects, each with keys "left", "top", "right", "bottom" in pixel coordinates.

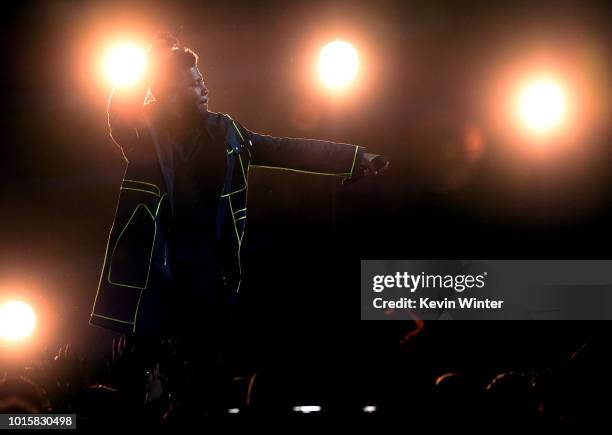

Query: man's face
[{"left": 168, "top": 66, "right": 209, "bottom": 118}]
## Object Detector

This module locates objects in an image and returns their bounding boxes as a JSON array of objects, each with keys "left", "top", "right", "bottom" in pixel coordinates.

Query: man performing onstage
[{"left": 89, "top": 34, "right": 388, "bottom": 354}]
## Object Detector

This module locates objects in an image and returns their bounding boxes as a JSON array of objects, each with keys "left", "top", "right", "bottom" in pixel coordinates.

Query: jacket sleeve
[
  {"left": 244, "top": 127, "right": 365, "bottom": 178},
  {"left": 107, "top": 86, "right": 149, "bottom": 158}
]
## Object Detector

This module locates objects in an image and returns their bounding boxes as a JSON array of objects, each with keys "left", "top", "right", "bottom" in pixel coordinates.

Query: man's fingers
[
  {"left": 364, "top": 160, "right": 378, "bottom": 176},
  {"left": 379, "top": 160, "right": 390, "bottom": 173},
  {"left": 362, "top": 153, "right": 390, "bottom": 176}
]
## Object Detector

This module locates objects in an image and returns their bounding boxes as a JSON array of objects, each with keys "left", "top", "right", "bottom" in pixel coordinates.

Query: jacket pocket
[{"left": 107, "top": 203, "right": 156, "bottom": 289}]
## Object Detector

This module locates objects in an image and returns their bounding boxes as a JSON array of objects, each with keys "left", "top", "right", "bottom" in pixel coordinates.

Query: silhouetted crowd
[{"left": 0, "top": 326, "right": 608, "bottom": 430}]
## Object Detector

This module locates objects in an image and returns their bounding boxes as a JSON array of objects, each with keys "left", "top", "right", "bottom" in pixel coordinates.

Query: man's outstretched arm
[{"left": 244, "top": 128, "right": 388, "bottom": 180}]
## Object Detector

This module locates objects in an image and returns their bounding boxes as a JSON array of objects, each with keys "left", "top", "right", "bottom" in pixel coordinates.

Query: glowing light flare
[
  {"left": 0, "top": 301, "right": 37, "bottom": 342},
  {"left": 293, "top": 405, "right": 322, "bottom": 414},
  {"left": 519, "top": 79, "right": 566, "bottom": 133},
  {"left": 103, "top": 43, "right": 147, "bottom": 87},
  {"left": 319, "top": 40, "right": 359, "bottom": 89}
]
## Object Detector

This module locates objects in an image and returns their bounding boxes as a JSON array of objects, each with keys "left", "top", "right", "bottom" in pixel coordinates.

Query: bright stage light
[
  {"left": 104, "top": 43, "right": 147, "bottom": 87},
  {"left": 519, "top": 79, "right": 566, "bottom": 133},
  {"left": 0, "top": 301, "right": 37, "bottom": 342},
  {"left": 319, "top": 40, "right": 359, "bottom": 89}
]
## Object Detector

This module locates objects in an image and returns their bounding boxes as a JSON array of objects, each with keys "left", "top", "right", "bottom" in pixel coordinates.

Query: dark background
[{"left": 1, "top": 0, "right": 612, "bottom": 407}]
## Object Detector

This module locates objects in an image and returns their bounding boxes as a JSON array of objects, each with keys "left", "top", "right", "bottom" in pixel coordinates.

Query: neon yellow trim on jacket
[
  {"left": 90, "top": 313, "right": 135, "bottom": 325},
  {"left": 122, "top": 179, "right": 160, "bottom": 195},
  {"left": 107, "top": 203, "right": 156, "bottom": 290},
  {"left": 349, "top": 145, "right": 360, "bottom": 177},
  {"left": 221, "top": 186, "right": 247, "bottom": 197},
  {"left": 120, "top": 187, "right": 160, "bottom": 197}
]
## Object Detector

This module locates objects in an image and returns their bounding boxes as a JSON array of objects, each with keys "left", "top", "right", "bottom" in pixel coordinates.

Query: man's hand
[
  {"left": 360, "top": 152, "right": 389, "bottom": 176},
  {"left": 343, "top": 151, "right": 389, "bottom": 186},
  {"left": 144, "top": 31, "right": 181, "bottom": 91},
  {"left": 107, "top": 32, "right": 179, "bottom": 118}
]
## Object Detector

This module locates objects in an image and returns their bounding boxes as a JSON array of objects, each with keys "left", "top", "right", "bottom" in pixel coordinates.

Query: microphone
[{"left": 342, "top": 154, "right": 388, "bottom": 186}]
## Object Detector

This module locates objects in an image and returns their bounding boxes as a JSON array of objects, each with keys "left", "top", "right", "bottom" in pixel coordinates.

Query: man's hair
[
  {"left": 169, "top": 46, "right": 198, "bottom": 73},
  {"left": 151, "top": 46, "right": 199, "bottom": 95}
]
